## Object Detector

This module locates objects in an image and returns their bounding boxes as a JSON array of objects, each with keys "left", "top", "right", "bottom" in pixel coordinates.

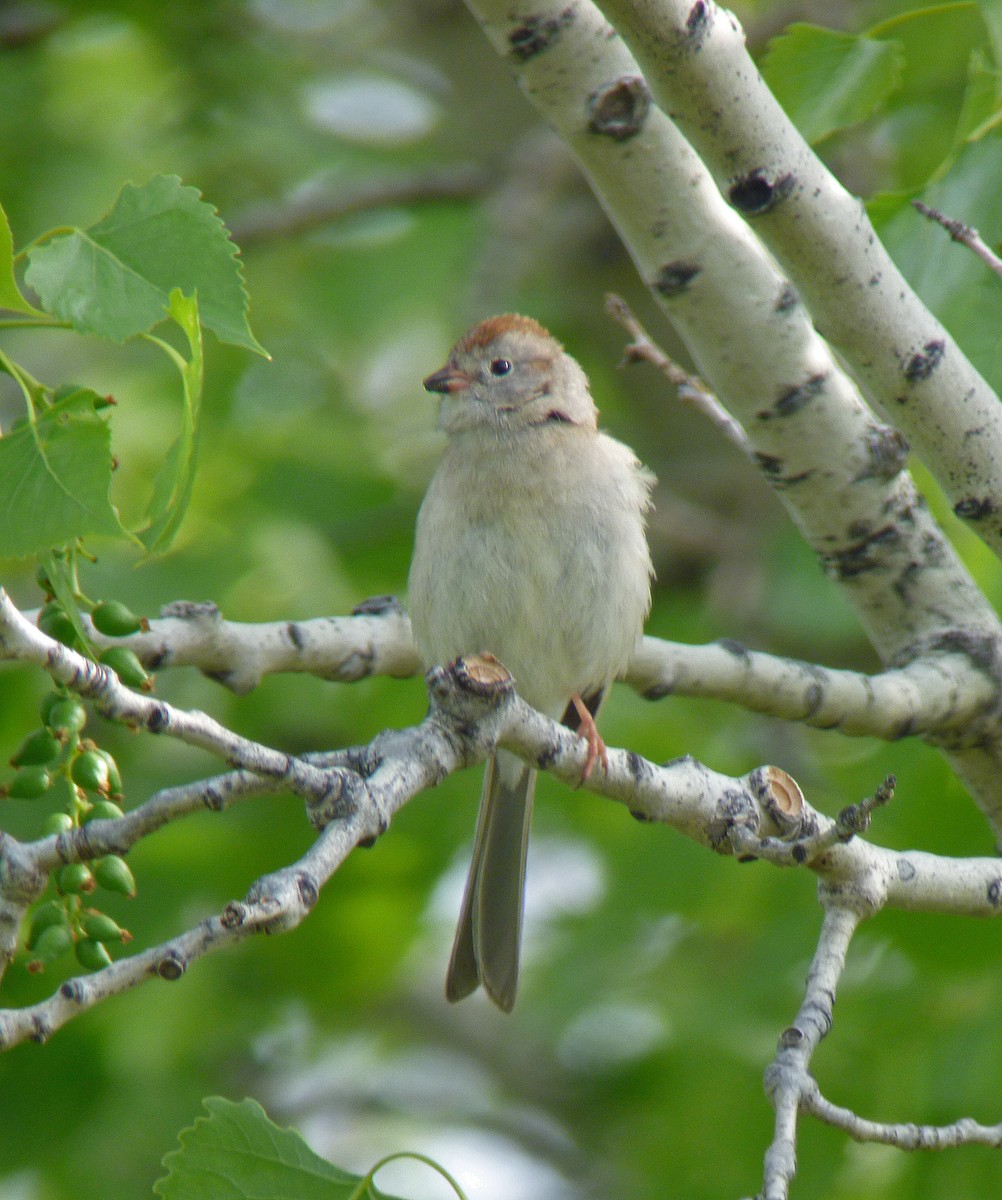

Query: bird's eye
[{"left": 489, "top": 358, "right": 512, "bottom": 377}]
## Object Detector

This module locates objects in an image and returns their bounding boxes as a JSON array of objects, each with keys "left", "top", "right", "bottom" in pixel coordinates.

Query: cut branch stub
[{"left": 750, "top": 765, "right": 807, "bottom": 837}]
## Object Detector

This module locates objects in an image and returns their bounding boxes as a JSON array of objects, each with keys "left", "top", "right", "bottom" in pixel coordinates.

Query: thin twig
[
  {"left": 913, "top": 200, "right": 1002, "bottom": 280},
  {"left": 604, "top": 292, "right": 751, "bottom": 453},
  {"left": 801, "top": 1079, "right": 1002, "bottom": 1149}
]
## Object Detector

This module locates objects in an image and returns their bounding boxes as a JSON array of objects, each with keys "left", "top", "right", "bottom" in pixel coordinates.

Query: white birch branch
[
  {"left": 2, "top": 647, "right": 1001, "bottom": 1053},
  {"left": 22, "top": 595, "right": 998, "bottom": 742},
  {"left": 597, "top": 0, "right": 1002, "bottom": 552},
  {"left": 629, "top": 637, "right": 995, "bottom": 739},
  {"left": 757, "top": 886, "right": 1002, "bottom": 1200},
  {"left": 85, "top": 596, "right": 421, "bottom": 694},
  {"left": 760, "top": 905, "right": 862, "bottom": 1200}
]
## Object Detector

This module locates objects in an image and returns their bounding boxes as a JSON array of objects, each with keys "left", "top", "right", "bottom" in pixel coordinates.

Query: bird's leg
[{"left": 571, "top": 693, "right": 608, "bottom": 782}]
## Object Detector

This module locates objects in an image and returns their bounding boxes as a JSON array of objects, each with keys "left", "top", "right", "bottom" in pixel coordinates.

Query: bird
[{"left": 408, "top": 314, "right": 654, "bottom": 1012}]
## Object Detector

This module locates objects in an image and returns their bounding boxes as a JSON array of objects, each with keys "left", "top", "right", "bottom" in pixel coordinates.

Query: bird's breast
[{"left": 408, "top": 428, "right": 653, "bottom": 713}]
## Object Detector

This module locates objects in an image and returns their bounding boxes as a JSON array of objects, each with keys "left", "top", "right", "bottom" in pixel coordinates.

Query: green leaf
[
  {"left": 141, "top": 289, "right": 205, "bottom": 552},
  {"left": 760, "top": 24, "right": 904, "bottom": 144},
  {"left": 866, "top": 3, "right": 990, "bottom": 187},
  {"left": 956, "top": 47, "right": 1002, "bottom": 143},
  {"left": 0, "top": 386, "right": 131, "bottom": 557},
  {"left": 0, "top": 203, "right": 43, "bottom": 316},
  {"left": 24, "top": 175, "right": 266, "bottom": 353},
  {"left": 980, "top": 0, "right": 1002, "bottom": 88},
  {"left": 153, "top": 1096, "right": 409, "bottom": 1200},
  {"left": 42, "top": 550, "right": 96, "bottom": 657}
]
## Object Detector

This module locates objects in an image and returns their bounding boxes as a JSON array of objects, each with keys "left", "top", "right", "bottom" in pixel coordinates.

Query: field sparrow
[{"left": 408, "top": 314, "right": 654, "bottom": 1011}]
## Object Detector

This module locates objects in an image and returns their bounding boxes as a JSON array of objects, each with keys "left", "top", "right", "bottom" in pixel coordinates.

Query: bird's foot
[{"left": 571, "top": 693, "right": 608, "bottom": 783}]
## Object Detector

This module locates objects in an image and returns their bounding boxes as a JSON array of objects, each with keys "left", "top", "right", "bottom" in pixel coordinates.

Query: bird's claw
[{"left": 571, "top": 693, "right": 608, "bottom": 784}]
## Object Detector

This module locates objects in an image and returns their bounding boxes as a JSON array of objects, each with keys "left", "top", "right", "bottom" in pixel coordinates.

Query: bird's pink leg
[{"left": 571, "top": 693, "right": 608, "bottom": 782}]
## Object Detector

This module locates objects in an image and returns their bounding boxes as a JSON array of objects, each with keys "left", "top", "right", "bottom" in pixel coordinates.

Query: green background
[{"left": 1, "top": 1, "right": 1001, "bottom": 1198}]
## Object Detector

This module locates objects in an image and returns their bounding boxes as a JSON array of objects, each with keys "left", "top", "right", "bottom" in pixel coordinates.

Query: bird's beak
[{"left": 423, "top": 365, "right": 473, "bottom": 394}]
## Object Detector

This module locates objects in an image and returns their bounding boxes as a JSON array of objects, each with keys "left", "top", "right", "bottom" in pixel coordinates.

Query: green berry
[
  {"left": 98, "top": 647, "right": 149, "bottom": 689},
  {"left": 75, "top": 938, "right": 113, "bottom": 971},
  {"left": 27, "top": 901, "right": 68, "bottom": 950},
  {"left": 91, "top": 601, "right": 143, "bottom": 638},
  {"left": 94, "top": 749, "right": 123, "bottom": 796},
  {"left": 71, "top": 750, "right": 111, "bottom": 795},
  {"left": 31, "top": 923, "right": 74, "bottom": 964},
  {"left": 58, "top": 862, "right": 95, "bottom": 895},
  {"left": 82, "top": 800, "right": 124, "bottom": 824},
  {"left": 7, "top": 765, "right": 52, "bottom": 799},
  {"left": 10, "top": 729, "right": 61, "bottom": 768},
  {"left": 44, "top": 697, "right": 87, "bottom": 735},
  {"left": 37, "top": 602, "right": 77, "bottom": 647},
  {"left": 93, "top": 855, "right": 136, "bottom": 897},
  {"left": 82, "top": 912, "right": 128, "bottom": 943},
  {"left": 41, "top": 811, "right": 75, "bottom": 836}
]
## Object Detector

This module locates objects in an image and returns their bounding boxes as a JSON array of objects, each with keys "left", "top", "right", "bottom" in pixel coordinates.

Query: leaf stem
[{"left": 359, "top": 1151, "right": 469, "bottom": 1200}]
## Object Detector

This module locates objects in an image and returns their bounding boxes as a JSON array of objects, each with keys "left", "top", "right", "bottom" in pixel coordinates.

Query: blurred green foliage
[{"left": 0, "top": 2, "right": 1001, "bottom": 1199}]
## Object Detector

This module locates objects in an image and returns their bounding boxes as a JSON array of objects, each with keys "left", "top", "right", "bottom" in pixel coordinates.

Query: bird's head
[{"left": 423, "top": 314, "right": 598, "bottom": 434}]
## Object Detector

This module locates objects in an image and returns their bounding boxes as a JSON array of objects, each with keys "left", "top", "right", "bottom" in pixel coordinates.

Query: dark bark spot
[
  {"left": 286, "top": 621, "right": 305, "bottom": 650},
  {"left": 821, "top": 525, "right": 899, "bottom": 580},
  {"left": 903, "top": 339, "right": 945, "bottom": 382},
  {"left": 803, "top": 682, "right": 823, "bottom": 717},
  {"left": 924, "top": 629, "right": 1000, "bottom": 675},
  {"left": 954, "top": 496, "right": 995, "bottom": 521},
  {"left": 685, "top": 1, "right": 709, "bottom": 43},
  {"left": 146, "top": 704, "right": 169, "bottom": 734},
  {"left": 352, "top": 594, "right": 402, "bottom": 616},
  {"left": 626, "top": 750, "right": 646, "bottom": 781},
  {"left": 716, "top": 637, "right": 750, "bottom": 658},
  {"left": 203, "top": 786, "right": 225, "bottom": 812},
  {"left": 653, "top": 260, "right": 701, "bottom": 296},
  {"left": 297, "top": 873, "right": 319, "bottom": 908},
  {"left": 775, "top": 282, "right": 799, "bottom": 312},
  {"left": 855, "top": 424, "right": 909, "bottom": 482},
  {"left": 587, "top": 75, "right": 651, "bottom": 141},
  {"left": 509, "top": 7, "right": 574, "bottom": 61},
  {"left": 757, "top": 373, "right": 827, "bottom": 420},
  {"left": 728, "top": 169, "right": 795, "bottom": 215},
  {"left": 754, "top": 452, "right": 784, "bottom": 475}
]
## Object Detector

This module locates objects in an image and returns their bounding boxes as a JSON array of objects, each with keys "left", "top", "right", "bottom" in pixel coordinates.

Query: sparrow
[{"left": 408, "top": 314, "right": 654, "bottom": 1011}]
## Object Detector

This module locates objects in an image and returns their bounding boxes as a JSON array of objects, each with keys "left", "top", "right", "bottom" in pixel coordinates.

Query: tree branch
[
  {"left": 605, "top": 291, "right": 751, "bottom": 454},
  {"left": 801, "top": 1081, "right": 1002, "bottom": 1150},
  {"left": 596, "top": 0, "right": 1002, "bottom": 555},
  {"left": 629, "top": 637, "right": 996, "bottom": 739},
  {"left": 913, "top": 199, "right": 1002, "bottom": 280},
  {"left": 761, "top": 904, "right": 862, "bottom": 1200},
  {"left": 3, "top": 637, "right": 1001, "bottom": 1049},
  {"left": 18, "top": 594, "right": 998, "bottom": 744}
]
